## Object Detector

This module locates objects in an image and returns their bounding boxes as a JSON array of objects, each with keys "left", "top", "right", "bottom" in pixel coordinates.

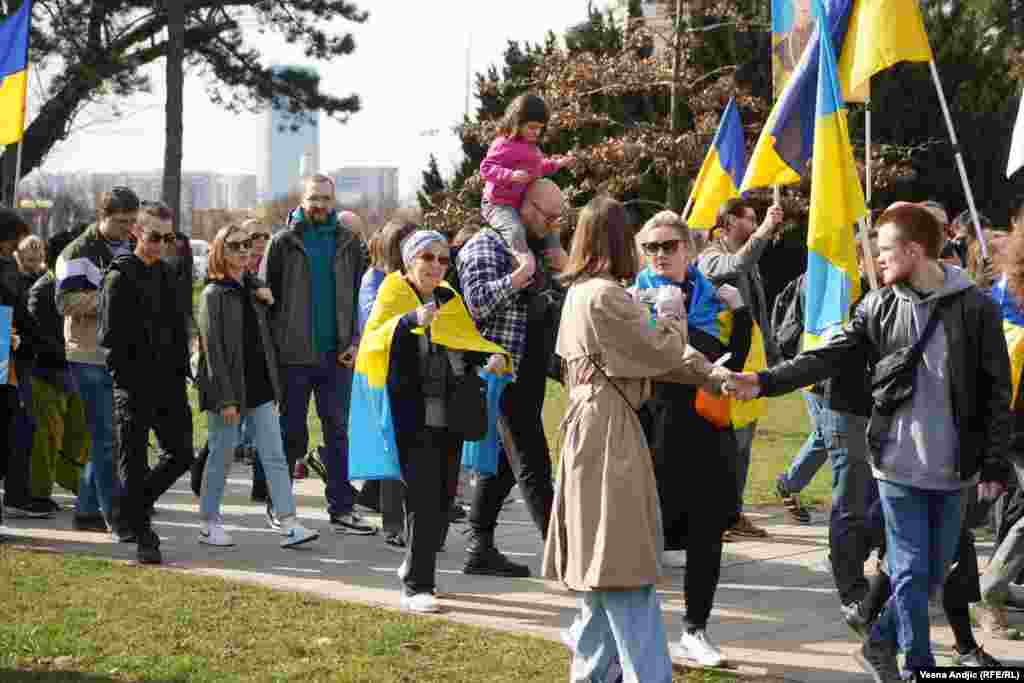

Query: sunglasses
[
  {"left": 641, "top": 239, "right": 682, "bottom": 256},
  {"left": 144, "top": 232, "right": 177, "bottom": 245},
  {"left": 250, "top": 232, "right": 271, "bottom": 241},
  {"left": 225, "top": 239, "right": 252, "bottom": 252},
  {"left": 418, "top": 253, "right": 451, "bottom": 266}
]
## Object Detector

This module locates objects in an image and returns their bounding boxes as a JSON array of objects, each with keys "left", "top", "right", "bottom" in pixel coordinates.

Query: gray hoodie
[{"left": 875, "top": 265, "right": 975, "bottom": 490}]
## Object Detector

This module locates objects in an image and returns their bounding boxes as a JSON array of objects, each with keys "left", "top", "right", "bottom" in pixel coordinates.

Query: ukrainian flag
[
  {"left": 686, "top": 98, "right": 747, "bottom": 231},
  {"left": 634, "top": 266, "right": 766, "bottom": 427},
  {"left": 741, "top": 0, "right": 853, "bottom": 192},
  {"left": 838, "top": 0, "right": 933, "bottom": 103},
  {"left": 990, "top": 276, "right": 1024, "bottom": 407},
  {"left": 0, "top": 1, "right": 31, "bottom": 146},
  {"left": 803, "top": 0, "right": 866, "bottom": 350},
  {"left": 348, "top": 272, "right": 509, "bottom": 480}
]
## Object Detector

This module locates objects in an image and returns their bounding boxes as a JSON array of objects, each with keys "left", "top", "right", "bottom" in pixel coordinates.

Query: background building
[
  {"left": 262, "top": 65, "right": 321, "bottom": 203},
  {"left": 328, "top": 166, "right": 399, "bottom": 223}
]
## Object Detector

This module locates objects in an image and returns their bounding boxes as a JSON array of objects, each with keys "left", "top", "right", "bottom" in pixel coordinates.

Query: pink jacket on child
[{"left": 480, "top": 136, "right": 562, "bottom": 208}]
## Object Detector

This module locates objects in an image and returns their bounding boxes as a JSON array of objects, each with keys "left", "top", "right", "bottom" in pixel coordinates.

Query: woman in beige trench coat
[{"left": 542, "top": 196, "right": 727, "bottom": 683}]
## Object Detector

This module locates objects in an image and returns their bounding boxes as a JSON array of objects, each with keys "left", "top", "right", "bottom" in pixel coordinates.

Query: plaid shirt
[{"left": 456, "top": 228, "right": 528, "bottom": 376}]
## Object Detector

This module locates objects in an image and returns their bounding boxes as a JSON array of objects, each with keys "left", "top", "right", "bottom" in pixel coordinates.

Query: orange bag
[{"left": 695, "top": 388, "right": 731, "bottom": 428}]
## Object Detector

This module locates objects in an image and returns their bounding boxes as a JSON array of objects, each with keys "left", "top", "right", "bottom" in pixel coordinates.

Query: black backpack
[{"left": 771, "top": 274, "right": 805, "bottom": 361}]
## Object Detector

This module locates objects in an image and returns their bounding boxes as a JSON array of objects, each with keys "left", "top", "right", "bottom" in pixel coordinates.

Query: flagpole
[
  {"left": 859, "top": 97, "right": 879, "bottom": 290},
  {"left": 12, "top": 140, "right": 23, "bottom": 208},
  {"left": 927, "top": 60, "right": 988, "bottom": 260}
]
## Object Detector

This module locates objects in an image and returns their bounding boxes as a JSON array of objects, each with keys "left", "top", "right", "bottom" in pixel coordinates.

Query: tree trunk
[{"left": 162, "top": 0, "right": 185, "bottom": 233}]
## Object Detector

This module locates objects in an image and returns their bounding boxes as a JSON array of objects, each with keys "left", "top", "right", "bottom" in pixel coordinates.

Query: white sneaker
[
  {"left": 280, "top": 522, "right": 319, "bottom": 548},
  {"left": 673, "top": 630, "right": 724, "bottom": 667},
  {"left": 401, "top": 591, "right": 440, "bottom": 613},
  {"left": 199, "top": 523, "right": 234, "bottom": 547},
  {"left": 662, "top": 550, "right": 687, "bottom": 568},
  {"left": 397, "top": 558, "right": 409, "bottom": 580}
]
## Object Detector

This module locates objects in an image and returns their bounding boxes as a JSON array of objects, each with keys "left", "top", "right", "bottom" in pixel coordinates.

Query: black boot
[
  {"left": 136, "top": 527, "right": 162, "bottom": 565},
  {"left": 463, "top": 529, "right": 530, "bottom": 577}
]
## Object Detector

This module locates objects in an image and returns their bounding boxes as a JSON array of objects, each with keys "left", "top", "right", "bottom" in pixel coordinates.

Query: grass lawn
[{"left": 0, "top": 549, "right": 753, "bottom": 683}]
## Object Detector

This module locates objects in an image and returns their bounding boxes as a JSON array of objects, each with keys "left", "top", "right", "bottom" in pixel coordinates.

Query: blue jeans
[
  {"left": 871, "top": 480, "right": 963, "bottom": 673},
  {"left": 570, "top": 585, "right": 673, "bottom": 683},
  {"left": 280, "top": 354, "right": 353, "bottom": 517},
  {"left": 70, "top": 362, "right": 117, "bottom": 519},
  {"left": 780, "top": 391, "right": 829, "bottom": 493},
  {"left": 202, "top": 402, "right": 296, "bottom": 522}
]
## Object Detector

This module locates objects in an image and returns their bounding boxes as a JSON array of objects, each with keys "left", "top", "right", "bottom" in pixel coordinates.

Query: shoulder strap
[
  {"left": 907, "top": 292, "right": 962, "bottom": 366},
  {"left": 586, "top": 353, "right": 636, "bottom": 410}
]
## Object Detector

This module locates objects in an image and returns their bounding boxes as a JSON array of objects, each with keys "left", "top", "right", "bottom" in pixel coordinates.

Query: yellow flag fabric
[
  {"left": 838, "top": 0, "right": 933, "bottom": 103},
  {"left": 1005, "top": 320, "right": 1024, "bottom": 409},
  {"left": 350, "top": 272, "right": 509, "bottom": 481},
  {"left": 356, "top": 272, "right": 509, "bottom": 388}
]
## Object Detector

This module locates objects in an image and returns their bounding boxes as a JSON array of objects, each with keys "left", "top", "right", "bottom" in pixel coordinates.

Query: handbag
[
  {"left": 447, "top": 369, "right": 489, "bottom": 441},
  {"left": 695, "top": 387, "right": 732, "bottom": 428}
]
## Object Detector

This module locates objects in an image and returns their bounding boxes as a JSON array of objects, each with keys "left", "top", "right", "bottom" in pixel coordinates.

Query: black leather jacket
[{"left": 759, "top": 283, "right": 1013, "bottom": 484}]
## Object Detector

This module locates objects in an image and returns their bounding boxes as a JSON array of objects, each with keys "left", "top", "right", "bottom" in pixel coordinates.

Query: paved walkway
[{"left": 4, "top": 469, "right": 1023, "bottom": 682}]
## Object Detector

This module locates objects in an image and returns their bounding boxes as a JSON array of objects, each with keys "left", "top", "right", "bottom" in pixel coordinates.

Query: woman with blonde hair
[
  {"left": 543, "top": 196, "right": 728, "bottom": 681},
  {"left": 196, "top": 224, "right": 318, "bottom": 548}
]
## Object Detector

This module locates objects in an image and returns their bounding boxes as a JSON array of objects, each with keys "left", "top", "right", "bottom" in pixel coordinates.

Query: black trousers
[
  {"left": 468, "top": 321, "right": 554, "bottom": 537},
  {"left": 0, "top": 384, "right": 18, "bottom": 487},
  {"left": 4, "top": 376, "right": 35, "bottom": 504},
  {"left": 399, "top": 427, "right": 459, "bottom": 594},
  {"left": 112, "top": 377, "right": 194, "bottom": 537},
  {"left": 682, "top": 526, "right": 726, "bottom": 632}
]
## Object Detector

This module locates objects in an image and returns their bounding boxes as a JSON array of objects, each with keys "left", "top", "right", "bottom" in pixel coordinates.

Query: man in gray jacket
[
  {"left": 697, "top": 197, "right": 783, "bottom": 539},
  {"left": 260, "top": 174, "right": 374, "bottom": 535}
]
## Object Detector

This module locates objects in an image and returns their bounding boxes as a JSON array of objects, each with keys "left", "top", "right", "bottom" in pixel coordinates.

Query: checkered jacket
[{"left": 456, "top": 228, "right": 528, "bottom": 376}]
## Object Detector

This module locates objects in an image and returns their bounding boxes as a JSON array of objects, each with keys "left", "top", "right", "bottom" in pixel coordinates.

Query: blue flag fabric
[{"left": 461, "top": 370, "right": 513, "bottom": 476}]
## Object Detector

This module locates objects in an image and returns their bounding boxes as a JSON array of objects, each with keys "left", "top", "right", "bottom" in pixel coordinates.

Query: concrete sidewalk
[{"left": 4, "top": 469, "right": 1022, "bottom": 682}]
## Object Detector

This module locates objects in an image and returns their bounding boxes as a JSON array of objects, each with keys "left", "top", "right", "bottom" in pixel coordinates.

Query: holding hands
[
  {"left": 723, "top": 371, "right": 761, "bottom": 401},
  {"left": 484, "top": 354, "right": 506, "bottom": 375}
]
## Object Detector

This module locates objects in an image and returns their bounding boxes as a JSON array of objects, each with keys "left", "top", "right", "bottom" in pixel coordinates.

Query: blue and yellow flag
[
  {"left": 990, "top": 276, "right": 1024, "bottom": 408},
  {"left": 838, "top": 0, "right": 933, "bottom": 103},
  {"left": 635, "top": 267, "right": 766, "bottom": 427},
  {"left": 803, "top": 0, "right": 866, "bottom": 350},
  {"left": 742, "top": 0, "right": 853, "bottom": 192},
  {"left": 686, "top": 99, "right": 747, "bottom": 231},
  {"left": 0, "top": 1, "right": 31, "bottom": 145},
  {"left": 348, "top": 272, "right": 509, "bottom": 480}
]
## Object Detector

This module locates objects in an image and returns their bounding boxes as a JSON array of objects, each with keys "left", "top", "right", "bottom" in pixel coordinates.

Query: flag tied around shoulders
[
  {"left": 0, "top": 0, "right": 31, "bottom": 145},
  {"left": 686, "top": 98, "right": 747, "bottom": 231},
  {"left": 803, "top": 0, "right": 866, "bottom": 350},
  {"left": 634, "top": 267, "right": 766, "bottom": 427},
  {"left": 348, "top": 272, "right": 509, "bottom": 480}
]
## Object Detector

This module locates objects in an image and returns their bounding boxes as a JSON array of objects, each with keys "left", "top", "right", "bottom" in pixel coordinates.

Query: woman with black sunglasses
[{"left": 195, "top": 224, "right": 319, "bottom": 550}]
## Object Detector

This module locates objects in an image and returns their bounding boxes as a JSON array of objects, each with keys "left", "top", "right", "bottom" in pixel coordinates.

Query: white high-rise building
[
  {"left": 262, "top": 65, "right": 321, "bottom": 203},
  {"left": 328, "top": 167, "right": 399, "bottom": 211}
]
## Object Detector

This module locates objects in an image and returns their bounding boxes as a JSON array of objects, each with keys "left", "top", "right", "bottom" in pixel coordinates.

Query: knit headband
[{"left": 402, "top": 230, "right": 447, "bottom": 267}]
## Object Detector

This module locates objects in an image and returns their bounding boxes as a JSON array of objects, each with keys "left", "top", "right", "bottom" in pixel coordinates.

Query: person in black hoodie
[{"left": 98, "top": 209, "right": 194, "bottom": 564}]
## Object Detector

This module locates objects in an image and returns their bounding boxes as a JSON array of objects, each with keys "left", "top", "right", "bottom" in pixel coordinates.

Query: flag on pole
[
  {"left": 772, "top": 0, "right": 819, "bottom": 99},
  {"left": 685, "top": 99, "right": 747, "bottom": 230},
  {"left": 837, "top": 0, "right": 933, "bottom": 103},
  {"left": 804, "top": 0, "right": 867, "bottom": 349},
  {"left": 741, "top": 0, "right": 854, "bottom": 192},
  {"left": 1009, "top": 88, "right": 1024, "bottom": 179},
  {"left": 0, "top": 0, "right": 31, "bottom": 145}
]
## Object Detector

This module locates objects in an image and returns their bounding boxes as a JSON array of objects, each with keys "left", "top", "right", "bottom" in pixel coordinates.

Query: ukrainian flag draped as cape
[
  {"left": 348, "top": 272, "right": 509, "bottom": 480},
  {"left": 635, "top": 266, "right": 766, "bottom": 427},
  {"left": 990, "top": 276, "right": 1024, "bottom": 408}
]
